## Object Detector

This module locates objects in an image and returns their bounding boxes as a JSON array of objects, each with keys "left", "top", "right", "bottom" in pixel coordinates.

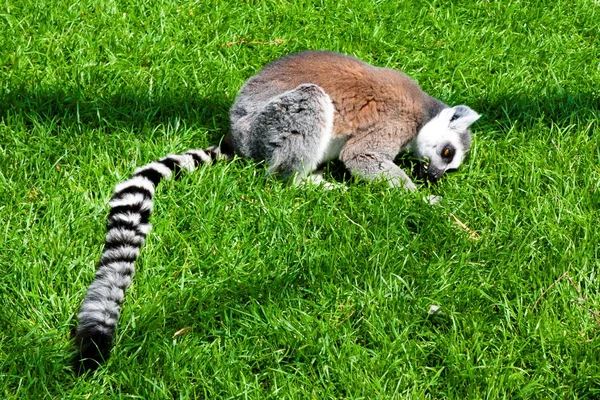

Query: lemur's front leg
[{"left": 339, "top": 131, "right": 416, "bottom": 191}]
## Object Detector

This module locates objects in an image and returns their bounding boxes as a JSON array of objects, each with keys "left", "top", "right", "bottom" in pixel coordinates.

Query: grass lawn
[{"left": 1, "top": 0, "right": 599, "bottom": 398}]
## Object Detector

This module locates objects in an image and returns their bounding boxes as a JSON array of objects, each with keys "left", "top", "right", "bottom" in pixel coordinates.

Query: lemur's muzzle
[
  {"left": 426, "top": 165, "right": 445, "bottom": 183},
  {"left": 415, "top": 161, "right": 444, "bottom": 184}
]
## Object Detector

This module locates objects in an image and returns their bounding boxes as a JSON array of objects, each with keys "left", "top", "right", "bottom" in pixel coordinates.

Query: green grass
[{"left": 1, "top": 0, "right": 600, "bottom": 398}]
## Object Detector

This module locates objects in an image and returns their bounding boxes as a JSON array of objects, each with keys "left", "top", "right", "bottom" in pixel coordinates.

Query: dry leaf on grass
[
  {"left": 223, "top": 38, "right": 288, "bottom": 47},
  {"left": 173, "top": 327, "right": 191, "bottom": 338},
  {"left": 450, "top": 214, "right": 480, "bottom": 240}
]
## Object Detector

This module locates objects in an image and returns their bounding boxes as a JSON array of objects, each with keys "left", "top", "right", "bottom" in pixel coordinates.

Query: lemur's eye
[{"left": 441, "top": 146, "right": 455, "bottom": 160}]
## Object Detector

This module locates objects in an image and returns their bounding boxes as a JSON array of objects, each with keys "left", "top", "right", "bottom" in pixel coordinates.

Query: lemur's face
[{"left": 413, "top": 105, "right": 480, "bottom": 183}]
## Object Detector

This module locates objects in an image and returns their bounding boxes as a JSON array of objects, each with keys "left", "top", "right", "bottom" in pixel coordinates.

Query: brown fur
[{"left": 236, "top": 52, "right": 441, "bottom": 151}]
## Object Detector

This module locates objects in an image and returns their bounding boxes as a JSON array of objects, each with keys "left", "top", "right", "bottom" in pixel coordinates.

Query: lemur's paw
[{"left": 425, "top": 195, "right": 442, "bottom": 205}]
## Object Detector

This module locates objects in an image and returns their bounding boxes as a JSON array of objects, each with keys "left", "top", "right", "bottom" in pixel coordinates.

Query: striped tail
[{"left": 74, "top": 146, "right": 227, "bottom": 373}]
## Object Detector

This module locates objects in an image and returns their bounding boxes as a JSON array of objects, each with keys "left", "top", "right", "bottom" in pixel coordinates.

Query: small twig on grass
[
  {"left": 565, "top": 275, "right": 600, "bottom": 328},
  {"left": 223, "top": 38, "right": 288, "bottom": 47},
  {"left": 532, "top": 271, "right": 569, "bottom": 311},
  {"left": 450, "top": 214, "right": 480, "bottom": 240},
  {"left": 532, "top": 272, "right": 600, "bottom": 328}
]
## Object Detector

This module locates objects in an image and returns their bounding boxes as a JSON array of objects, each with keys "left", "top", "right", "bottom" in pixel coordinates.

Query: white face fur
[{"left": 411, "top": 105, "right": 481, "bottom": 181}]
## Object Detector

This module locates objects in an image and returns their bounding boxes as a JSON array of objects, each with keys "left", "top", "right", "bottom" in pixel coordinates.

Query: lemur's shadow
[
  {"left": 1, "top": 85, "right": 232, "bottom": 140},
  {"left": 469, "top": 90, "right": 599, "bottom": 131}
]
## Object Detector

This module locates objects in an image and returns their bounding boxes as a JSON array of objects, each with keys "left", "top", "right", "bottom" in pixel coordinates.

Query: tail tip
[{"left": 72, "top": 328, "right": 114, "bottom": 375}]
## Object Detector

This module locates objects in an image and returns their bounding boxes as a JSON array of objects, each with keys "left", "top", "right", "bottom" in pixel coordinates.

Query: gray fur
[
  {"left": 231, "top": 84, "right": 333, "bottom": 181},
  {"left": 343, "top": 152, "right": 418, "bottom": 190}
]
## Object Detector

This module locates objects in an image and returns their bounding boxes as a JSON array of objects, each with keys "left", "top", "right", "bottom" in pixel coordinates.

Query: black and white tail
[{"left": 74, "top": 146, "right": 228, "bottom": 372}]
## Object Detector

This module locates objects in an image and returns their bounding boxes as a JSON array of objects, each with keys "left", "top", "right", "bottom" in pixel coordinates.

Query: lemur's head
[{"left": 413, "top": 105, "right": 480, "bottom": 183}]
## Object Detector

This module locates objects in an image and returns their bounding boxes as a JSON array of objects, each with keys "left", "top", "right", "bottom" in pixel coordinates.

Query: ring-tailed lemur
[{"left": 74, "top": 50, "right": 480, "bottom": 372}]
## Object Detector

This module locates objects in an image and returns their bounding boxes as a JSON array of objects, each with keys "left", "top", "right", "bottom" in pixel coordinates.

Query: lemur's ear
[{"left": 447, "top": 105, "right": 480, "bottom": 131}]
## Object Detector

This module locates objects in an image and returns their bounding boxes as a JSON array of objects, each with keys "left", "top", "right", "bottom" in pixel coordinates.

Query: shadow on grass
[
  {"left": 470, "top": 90, "right": 600, "bottom": 129},
  {"left": 0, "top": 84, "right": 232, "bottom": 140},
  {"left": 4, "top": 84, "right": 598, "bottom": 137}
]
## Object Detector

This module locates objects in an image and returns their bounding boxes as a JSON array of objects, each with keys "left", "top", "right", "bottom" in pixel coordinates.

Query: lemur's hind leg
[{"left": 245, "top": 84, "right": 335, "bottom": 184}]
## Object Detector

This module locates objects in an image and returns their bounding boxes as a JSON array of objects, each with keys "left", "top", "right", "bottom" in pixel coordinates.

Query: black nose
[{"left": 427, "top": 166, "right": 444, "bottom": 183}]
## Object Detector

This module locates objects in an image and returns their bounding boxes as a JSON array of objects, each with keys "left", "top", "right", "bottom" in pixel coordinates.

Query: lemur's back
[{"left": 231, "top": 51, "right": 442, "bottom": 137}]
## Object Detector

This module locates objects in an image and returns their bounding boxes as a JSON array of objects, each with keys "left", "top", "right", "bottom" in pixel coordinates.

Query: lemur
[{"left": 73, "top": 51, "right": 480, "bottom": 372}]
